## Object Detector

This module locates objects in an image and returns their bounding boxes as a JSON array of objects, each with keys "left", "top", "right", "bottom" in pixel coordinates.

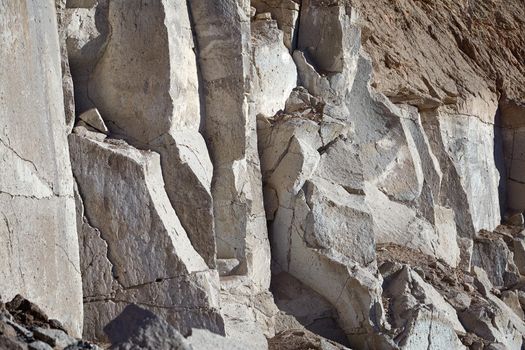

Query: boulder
[
  {"left": 251, "top": 0, "right": 300, "bottom": 50},
  {"left": 69, "top": 134, "right": 223, "bottom": 341},
  {"left": 0, "top": 0, "right": 82, "bottom": 336},
  {"left": 471, "top": 232, "right": 520, "bottom": 288}
]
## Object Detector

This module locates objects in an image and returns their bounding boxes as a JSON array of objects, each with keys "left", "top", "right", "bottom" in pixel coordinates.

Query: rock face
[
  {"left": 2, "top": 0, "right": 525, "bottom": 349},
  {"left": 189, "top": 0, "right": 272, "bottom": 289},
  {"left": 69, "top": 133, "right": 223, "bottom": 341},
  {"left": 0, "top": 0, "right": 83, "bottom": 337}
]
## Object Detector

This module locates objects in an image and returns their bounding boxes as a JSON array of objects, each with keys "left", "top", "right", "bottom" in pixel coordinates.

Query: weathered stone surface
[
  {"left": 150, "top": 131, "right": 216, "bottom": 268},
  {"left": 90, "top": 0, "right": 200, "bottom": 141},
  {"left": 513, "top": 232, "right": 525, "bottom": 275},
  {"left": 219, "top": 276, "right": 277, "bottom": 349},
  {"left": 251, "top": 18, "right": 297, "bottom": 117},
  {"left": 272, "top": 272, "right": 349, "bottom": 346},
  {"left": 56, "top": 0, "right": 76, "bottom": 132},
  {"left": 381, "top": 265, "right": 467, "bottom": 350},
  {"left": 190, "top": 0, "right": 271, "bottom": 289},
  {"left": 109, "top": 306, "right": 192, "bottom": 350},
  {"left": 65, "top": 1, "right": 109, "bottom": 114},
  {"left": 86, "top": 0, "right": 217, "bottom": 269},
  {"left": 251, "top": 0, "right": 300, "bottom": 51},
  {"left": 0, "top": 0, "right": 82, "bottom": 336},
  {"left": 69, "top": 134, "right": 223, "bottom": 341},
  {"left": 269, "top": 329, "right": 352, "bottom": 350},
  {"left": 471, "top": 231, "right": 520, "bottom": 288},
  {"left": 77, "top": 108, "right": 108, "bottom": 134},
  {"left": 188, "top": 328, "right": 247, "bottom": 350},
  {"left": 459, "top": 295, "right": 525, "bottom": 349}
]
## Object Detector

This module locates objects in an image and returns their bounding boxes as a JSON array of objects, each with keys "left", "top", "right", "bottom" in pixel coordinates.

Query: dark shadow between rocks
[{"left": 103, "top": 304, "right": 157, "bottom": 345}]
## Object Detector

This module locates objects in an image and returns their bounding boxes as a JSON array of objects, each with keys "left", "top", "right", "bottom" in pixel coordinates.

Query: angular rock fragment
[
  {"left": 87, "top": 0, "right": 217, "bottom": 269},
  {"left": 251, "top": 0, "right": 300, "bottom": 50},
  {"left": 69, "top": 134, "right": 223, "bottom": 341},
  {"left": 189, "top": 0, "right": 271, "bottom": 288},
  {"left": 471, "top": 231, "right": 520, "bottom": 288},
  {"left": 77, "top": 109, "right": 108, "bottom": 134},
  {"left": 381, "top": 265, "right": 467, "bottom": 349},
  {"left": 251, "top": 17, "right": 297, "bottom": 117}
]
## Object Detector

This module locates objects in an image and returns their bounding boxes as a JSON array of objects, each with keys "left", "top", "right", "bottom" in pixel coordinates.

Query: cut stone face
[
  {"left": 69, "top": 134, "right": 223, "bottom": 341},
  {"left": 0, "top": 0, "right": 83, "bottom": 337}
]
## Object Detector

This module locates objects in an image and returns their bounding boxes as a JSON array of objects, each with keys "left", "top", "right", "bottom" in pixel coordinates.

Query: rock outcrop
[
  {"left": 1, "top": 0, "right": 525, "bottom": 349},
  {"left": 0, "top": 0, "right": 83, "bottom": 337}
]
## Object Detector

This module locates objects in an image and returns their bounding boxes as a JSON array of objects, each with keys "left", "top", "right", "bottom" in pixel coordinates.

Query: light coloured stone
[
  {"left": 219, "top": 276, "right": 278, "bottom": 349},
  {"left": 87, "top": 0, "right": 216, "bottom": 268},
  {"left": 471, "top": 234, "right": 520, "bottom": 288},
  {"left": 78, "top": 108, "right": 108, "bottom": 134},
  {"left": 90, "top": 0, "right": 200, "bottom": 141},
  {"left": 382, "top": 266, "right": 465, "bottom": 334},
  {"left": 69, "top": 134, "right": 223, "bottom": 341},
  {"left": 251, "top": 0, "right": 300, "bottom": 50},
  {"left": 459, "top": 294, "right": 525, "bottom": 349},
  {"left": 272, "top": 272, "right": 349, "bottom": 345},
  {"left": 190, "top": 0, "right": 271, "bottom": 289},
  {"left": 501, "top": 291, "right": 525, "bottom": 320},
  {"left": 251, "top": 19, "right": 297, "bottom": 117},
  {"left": 150, "top": 131, "right": 216, "bottom": 268},
  {"left": 65, "top": 4, "right": 109, "bottom": 113},
  {"left": 189, "top": 328, "right": 247, "bottom": 350},
  {"left": 0, "top": 0, "right": 82, "bottom": 337}
]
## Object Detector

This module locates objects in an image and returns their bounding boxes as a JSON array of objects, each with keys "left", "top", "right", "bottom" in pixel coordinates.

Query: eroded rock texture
[
  {"left": 1, "top": 0, "right": 525, "bottom": 349},
  {"left": 0, "top": 0, "right": 83, "bottom": 337}
]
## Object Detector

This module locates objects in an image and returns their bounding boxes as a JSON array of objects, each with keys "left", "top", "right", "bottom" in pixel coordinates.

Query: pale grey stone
[
  {"left": 78, "top": 108, "right": 108, "bottom": 134},
  {"left": 189, "top": 0, "right": 271, "bottom": 289},
  {"left": 33, "top": 327, "right": 77, "bottom": 349},
  {"left": 0, "top": 0, "right": 82, "bottom": 337},
  {"left": 69, "top": 134, "right": 223, "bottom": 341}
]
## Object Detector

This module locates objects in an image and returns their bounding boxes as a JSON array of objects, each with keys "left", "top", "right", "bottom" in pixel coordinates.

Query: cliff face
[{"left": 0, "top": 0, "right": 524, "bottom": 349}]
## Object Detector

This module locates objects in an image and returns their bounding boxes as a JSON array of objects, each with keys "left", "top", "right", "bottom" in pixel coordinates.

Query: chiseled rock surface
[
  {"left": 0, "top": 0, "right": 83, "bottom": 337},
  {"left": 69, "top": 133, "right": 223, "bottom": 341}
]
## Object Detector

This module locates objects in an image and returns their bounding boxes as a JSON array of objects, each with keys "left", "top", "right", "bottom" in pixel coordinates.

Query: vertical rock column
[
  {"left": 88, "top": 0, "right": 216, "bottom": 268},
  {"left": 189, "top": 0, "right": 271, "bottom": 289},
  {"left": 0, "top": 0, "right": 83, "bottom": 337}
]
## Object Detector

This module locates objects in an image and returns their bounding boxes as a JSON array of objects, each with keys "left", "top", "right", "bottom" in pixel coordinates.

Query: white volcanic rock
[
  {"left": 189, "top": 0, "right": 271, "bottom": 289},
  {"left": 87, "top": 0, "right": 216, "bottom": 268},
  {"left": 78, "top": 108, "right": 108, "bottom": 134},
  {"left": 459, "top": 295, "right": 525, "bottom": 349},
  {"left": 69, "top": 134, "right": 223, "bottom": 341},
  {"left": 251, "top": 19, "right": 297, "bottom": 117},
  {"left": 150, "top": 131, "right": 216, "bottom": 268},
  {"left": 251, "top": 0, "right": 300, "bottom": 50},
  {"left": 471, "top": 232, "right": 520, "bottom": 288},
  {"left": 90, "top": 0, "right": 200, "bottom": 141},
  {"left": 65, "top": 2, "right": 110, "bottom": 114},
  {"left": 0, "top": 0, "right": 82, "bottom": 336}
]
